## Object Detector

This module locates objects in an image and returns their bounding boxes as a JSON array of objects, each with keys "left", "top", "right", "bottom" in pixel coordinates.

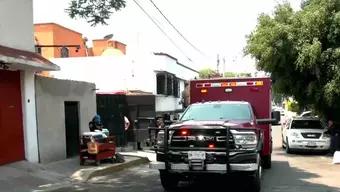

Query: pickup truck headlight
[
  {"left": 156, "top": 130, "right": 174, "bottom": 146},
  {"left": 322, "top": 132, "right": 330, "bottom": 139},
  {"left": 234, "top": 134, "right": 257, "bottom": 145},
  {"left": 232, "top": 131, "right": 258, "bottom": 150},
  {"left": 157, "top": 130, "right": 165, "bottom": 145},
  {"left": 290, "top": 132, "right": 301, "bottom": 139}
]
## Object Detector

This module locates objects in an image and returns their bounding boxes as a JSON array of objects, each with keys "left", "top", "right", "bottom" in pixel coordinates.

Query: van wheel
[
  {"left": 286, "top": 137, "right": 291, "bottom": 154},
  {"left": 95, "top": 160, "right": 101, "bottom": 166},
  {"left": 159, "top": 170, "right": 179, "bottom": 191},
  {"left": 262, "top": 155, "right": 271, "bottom": 169},
  {"left": 282, "top": 135, "right": 286, "bottom": 149}
]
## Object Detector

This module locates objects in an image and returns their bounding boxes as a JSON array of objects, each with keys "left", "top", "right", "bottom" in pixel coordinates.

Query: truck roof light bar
[{"left": 196, "top": 81, "right": 264, "bottom": 88}]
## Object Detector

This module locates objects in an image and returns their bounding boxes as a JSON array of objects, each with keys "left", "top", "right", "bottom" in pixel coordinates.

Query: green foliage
[
  {"left": 198, "top": 68, "right": 221, "bottom": 79},
  {"left": 224, "top": 72, "right": 251, "bottom": 77},
  {"left": 287, "top": 100, "right": 301, "bottom": 113},
  {"left": 245, "top": 0, "right": 340, "bottom": 118},
  {"left": 66, "top": 0, "right": 126, "bottom": 26}
]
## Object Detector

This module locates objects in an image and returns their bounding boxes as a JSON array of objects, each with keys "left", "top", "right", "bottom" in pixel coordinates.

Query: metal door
[
  {"left": 64, "top": 101, "right": 80, "bottom": 158},
  {"left": 0, "top": 70, "right": 24, "bottom": 165}
]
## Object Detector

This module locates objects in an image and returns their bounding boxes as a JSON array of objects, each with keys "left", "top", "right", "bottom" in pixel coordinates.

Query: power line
[
  {"left": 148, "top": 0, "right": 206, "bottom": 56},
  {"left": 132, "top": 0, "right": 192, "bottom": 61}
]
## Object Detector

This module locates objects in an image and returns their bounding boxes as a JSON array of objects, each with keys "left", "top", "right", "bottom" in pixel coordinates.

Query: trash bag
[
  {"left": 114, "top": 153, "right": 125, "bottom": 163},
  {"left": 333, "top": 151, "right": 340, "bottom": 164}
]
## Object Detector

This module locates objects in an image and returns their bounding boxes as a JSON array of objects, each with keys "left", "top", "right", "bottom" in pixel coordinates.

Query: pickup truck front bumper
[
  {"left": 150, "top": 161, "right": 258, "bottom": 172},
  {"left": 150, "top": 151, "right": 260, "bottom": 173}
]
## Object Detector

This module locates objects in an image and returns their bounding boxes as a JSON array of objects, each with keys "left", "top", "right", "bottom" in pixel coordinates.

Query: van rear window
[{"left": 291, "top": 120, "right": 322, "bottom": 129}]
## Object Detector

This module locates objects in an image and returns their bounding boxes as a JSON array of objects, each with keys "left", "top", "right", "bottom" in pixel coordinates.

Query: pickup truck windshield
[{"left": 180, "top": 103, "right": 252, "bottom": 121}]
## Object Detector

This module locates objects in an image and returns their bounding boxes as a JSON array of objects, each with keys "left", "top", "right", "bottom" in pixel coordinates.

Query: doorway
[{"left": 64, "top": 101, "right": 80, "bottom": 158}]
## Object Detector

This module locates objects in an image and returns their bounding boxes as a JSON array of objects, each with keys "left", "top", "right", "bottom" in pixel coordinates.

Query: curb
[{"left": 71, "top": 156, "right": 150, "bottom": 182}]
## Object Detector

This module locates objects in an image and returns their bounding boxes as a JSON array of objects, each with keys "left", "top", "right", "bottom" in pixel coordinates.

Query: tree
[
  {"left": 224, "top": 72, "right": 252, "bottom": 77},
  {"left": 66, "top": 0, "right": 126, "bottom": 26},
  {"left": 198, "top": 68, "right": 221, "bottom": 79},
  {"left": 245, "top": 0, "right": 340, "bottom": 118}
]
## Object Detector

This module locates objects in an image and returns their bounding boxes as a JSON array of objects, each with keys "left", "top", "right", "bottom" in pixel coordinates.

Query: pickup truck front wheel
[
  {"left": 262, "top": 155, "right": 271, "bottom": 169},
  {"left": 159, "top": 170, "right": 179, "bottom": 191},
  {"left": 249, "top": 163, "right": 262, "bottom": 192}
]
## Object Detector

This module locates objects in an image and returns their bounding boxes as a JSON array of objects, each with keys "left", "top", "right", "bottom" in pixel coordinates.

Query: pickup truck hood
[{"left": 171, "top": 120, "right": 254, "bottom": 128}]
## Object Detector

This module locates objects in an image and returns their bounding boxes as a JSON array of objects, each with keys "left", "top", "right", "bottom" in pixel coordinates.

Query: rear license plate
[
  {"left": 188, "top": 151, "right": 206, "bottom": 160},
  {"left": 307, "top": 141, "right": 316, "bottom": 147}
]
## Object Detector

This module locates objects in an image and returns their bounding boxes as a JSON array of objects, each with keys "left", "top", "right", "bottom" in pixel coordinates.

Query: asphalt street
[{"left": 38, "top": 125, "right": 340, "bottom": 192}]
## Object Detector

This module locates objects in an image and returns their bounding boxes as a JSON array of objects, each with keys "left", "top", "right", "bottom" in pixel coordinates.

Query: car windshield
[
  {"left": 180, "top": 103, "right": 252, "bottom": 121},
  {"left": 291, "top": 120, "right": 323, "bottom": 129}
]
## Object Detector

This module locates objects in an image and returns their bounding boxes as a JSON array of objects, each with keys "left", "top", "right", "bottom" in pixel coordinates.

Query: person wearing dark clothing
[
  {"left": 181, "top": 82, "right": 190, "bottom": 109},
  {"left": 89, "top": 114, "right": 103, "bottom": 132},
  {"left": 327, "top": 120, "right": 340, "bottom": 155}
]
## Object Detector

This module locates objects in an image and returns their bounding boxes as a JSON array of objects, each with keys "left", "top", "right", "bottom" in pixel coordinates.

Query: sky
[{"left": 33, "top": 0, "right": 301, "bottom": 73}]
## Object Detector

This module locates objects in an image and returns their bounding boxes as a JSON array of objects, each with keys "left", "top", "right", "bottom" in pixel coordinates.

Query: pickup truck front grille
[
  {"left": 301, "top": 132, "right": 321, "bottom": 139},
  {"left": 170, "top": 129, "right": 235, "bottom": 149}
]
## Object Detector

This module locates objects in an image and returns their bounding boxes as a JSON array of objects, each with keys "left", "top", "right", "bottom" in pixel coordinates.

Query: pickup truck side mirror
[
  {"left": 257, "top": 111, "right": 281, "bottom": 125},
  {"left": 256, "top": 118, "right": 278, "bottom": 125},
  {"left": 271, "top": 111, "right": 281, "bottom": 124}
]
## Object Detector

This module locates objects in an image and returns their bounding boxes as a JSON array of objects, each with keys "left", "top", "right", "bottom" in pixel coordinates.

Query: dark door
[
  {"left": 64, "top": 102, "right": 80, "bottom": 158},
  {"left": 0, "top": 70, "right": 25, "bottom": 165}
]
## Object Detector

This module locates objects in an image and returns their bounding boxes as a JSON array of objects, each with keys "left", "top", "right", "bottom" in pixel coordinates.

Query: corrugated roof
[
  {"left": 0, "top": 45, "right": 60, "bottom": 71},
  {"left": 96, "top": 90, "right": 154, "bottom": 95}
]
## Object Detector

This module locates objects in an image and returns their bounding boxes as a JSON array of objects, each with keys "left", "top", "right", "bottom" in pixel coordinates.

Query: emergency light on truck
[{"left": 196, "top": 80, "right": 264, "bottom": 88}]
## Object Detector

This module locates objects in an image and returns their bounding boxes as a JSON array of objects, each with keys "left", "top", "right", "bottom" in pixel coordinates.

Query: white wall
[
  {"left": 35, "top": 77, "right": 96, "bottom": 163},
  {"left": 20, "top": 71, "right": 39, "bottom": 163},
  {"left": 0, "top": 0, "right": 34, "bottom": 52}
]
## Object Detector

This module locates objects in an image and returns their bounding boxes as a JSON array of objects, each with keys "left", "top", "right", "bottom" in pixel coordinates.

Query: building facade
[
  {"left": 0, "top": 0, "right": 59, "bottom": 165},
  {"left": 49, "top": 52, "right": 198, "bottom": 115}
]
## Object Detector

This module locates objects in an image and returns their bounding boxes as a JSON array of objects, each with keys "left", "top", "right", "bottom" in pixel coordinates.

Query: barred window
[{"left": 157, "top": 73, "right": 166, "bottom": 94}]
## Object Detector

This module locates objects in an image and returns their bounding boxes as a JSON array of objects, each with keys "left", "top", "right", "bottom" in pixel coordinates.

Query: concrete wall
[
  {"left": 0, "top": 0, "right": 34, "bottom": 52},
  {"left": 35, "top": 76, "right": 96, "bottom": 163},
  {"left": 21, "top": 71, "right": 39, "bottom": 163}
]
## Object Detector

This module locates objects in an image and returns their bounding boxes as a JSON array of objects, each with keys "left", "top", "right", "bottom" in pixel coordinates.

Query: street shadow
[{"left": 165, "top": 160, "right": 340, "bottom": 192}]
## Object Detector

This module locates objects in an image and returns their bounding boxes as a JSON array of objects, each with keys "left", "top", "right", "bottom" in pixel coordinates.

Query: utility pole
[
  {"left": 223, "top": 56, "right": 226, "bottom": 77},
  {"left": 216, "top": 54, "right": 220, "bottom": 74}
]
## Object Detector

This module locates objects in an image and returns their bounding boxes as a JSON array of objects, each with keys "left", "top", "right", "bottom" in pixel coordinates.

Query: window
[
  {"left": 61, "top": 47, "right": 69, "bottom": 58},
  {"left": 167, "top": 75, "right": 173, "bottom": 95},
  {"left": 156, "top": 72, "right": 180, "bottom": 97},
  {"left": 157, "top": 73, "right": 166, "bottom": 94},
  {"left": 173, "top": 78, "right": 179, "bottom": 98},
  {"left": 291, "top": 120, "right": 323, "bottom": 129},
  {"left": 180, "top": 103, "right": 252, "bottom": 121}
]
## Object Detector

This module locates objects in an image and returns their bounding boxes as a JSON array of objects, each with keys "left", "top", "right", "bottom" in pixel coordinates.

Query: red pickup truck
[{"left": 149, "top": 77, "right": 278, "bottom": 192}]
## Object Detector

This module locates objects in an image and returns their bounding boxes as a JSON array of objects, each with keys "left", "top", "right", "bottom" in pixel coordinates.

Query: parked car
[
  {"left": 299, "top": 111, "right": 318, "bottom": 118},
  {"left": 282, "top": 117, "right": 330, "bottom": 153}
]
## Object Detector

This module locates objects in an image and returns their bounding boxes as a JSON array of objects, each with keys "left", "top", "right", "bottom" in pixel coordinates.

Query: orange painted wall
[
  {"left": 34, "top": 23, "right": 87, "bottom": 59},
  {"left": 92, "top": 40, "right": 108, "bottom": 56},
  {"left": 51, "top": 24, "right": 86, "bottom": 57},
  {"left": 34, "top": 25, "right": 55, "bottom": 59},
  {"left": 92, "top": 39, "right": 126, "bottom": 56}
]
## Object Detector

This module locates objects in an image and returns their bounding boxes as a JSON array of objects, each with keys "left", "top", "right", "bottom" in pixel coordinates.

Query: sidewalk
[{"left": 0, "top": 151, "right": 153, "bottom": 192}]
